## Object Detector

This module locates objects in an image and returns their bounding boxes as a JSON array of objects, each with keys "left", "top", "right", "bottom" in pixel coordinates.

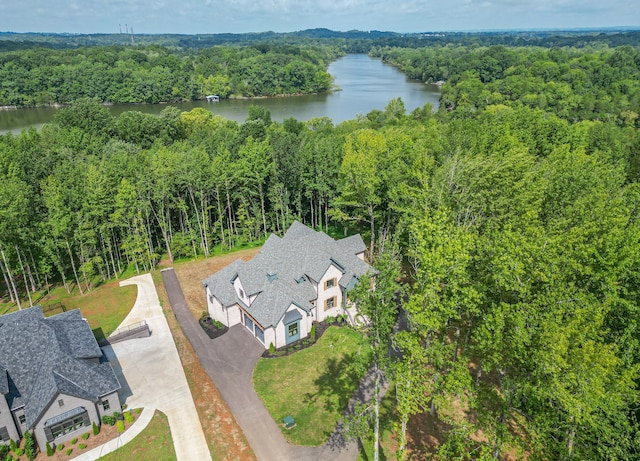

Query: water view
[{"left": 0, "top": 54, "right": 440, "bottom": 134}]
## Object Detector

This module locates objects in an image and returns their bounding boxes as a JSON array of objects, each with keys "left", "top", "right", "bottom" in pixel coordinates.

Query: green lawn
[
  {"left": 253, "top": 326, "right": 371, "bottom": 446},
  {"left": 98, "top": 410, "right": 176, "bottom": 461}
]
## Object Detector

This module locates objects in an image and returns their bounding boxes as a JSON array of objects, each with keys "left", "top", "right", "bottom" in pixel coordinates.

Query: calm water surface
[{"left": 0, "top": 54, "right": 439, "bottom": 134}]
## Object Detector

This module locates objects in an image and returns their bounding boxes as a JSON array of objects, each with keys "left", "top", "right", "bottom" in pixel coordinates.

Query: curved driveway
[
  {"left": 88, "top": 273, "right": 211, "bottom": 461},
  {"left": 161, "top": 268, "right": 359, "bottom": 461}
]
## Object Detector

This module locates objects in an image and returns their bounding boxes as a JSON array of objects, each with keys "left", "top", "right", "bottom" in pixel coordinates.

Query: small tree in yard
[
  {"left": 344, "top": 235, "right": 402, "bottom": 461},
  {"left": 93, "top": 421, "right": 100, "bottom": 435}
]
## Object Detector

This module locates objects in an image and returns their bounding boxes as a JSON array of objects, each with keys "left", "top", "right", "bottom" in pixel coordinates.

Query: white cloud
[{"left": 0, "top": 0, "right": 637, "bottom": 34}]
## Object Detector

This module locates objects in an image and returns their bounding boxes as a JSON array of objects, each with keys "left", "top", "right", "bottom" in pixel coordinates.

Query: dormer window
[{"left": 325, "top": 278, "right": 337, "bottom": 289}]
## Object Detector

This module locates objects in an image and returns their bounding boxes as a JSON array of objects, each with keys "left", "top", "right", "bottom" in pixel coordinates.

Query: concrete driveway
[
  {"left": 78, "top": 273, "right": 211, "bottom": 461},
  {"left": 162, "top": 268, "right": 359, "bottom": 461}
]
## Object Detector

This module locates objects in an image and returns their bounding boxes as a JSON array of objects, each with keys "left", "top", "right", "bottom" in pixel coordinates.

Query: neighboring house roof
[
  {"left": 203, "top": 221, "right": 374, "bottom": 329},
  {"left": 0, "top": 307, "right": 120, "bottom": 428}
]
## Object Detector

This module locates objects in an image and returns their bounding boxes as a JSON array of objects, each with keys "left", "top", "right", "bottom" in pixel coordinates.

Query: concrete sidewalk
[{"left": 74, "top": 273, "right": 211, "bottom": 461}]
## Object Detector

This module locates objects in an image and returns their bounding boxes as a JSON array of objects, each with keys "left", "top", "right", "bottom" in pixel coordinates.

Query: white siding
[
  {"left": 316, "top": 265, "right": 344, "bottom": 322},
  {"left": 233, "top": 277, "right": 251, "bottom": 306}
]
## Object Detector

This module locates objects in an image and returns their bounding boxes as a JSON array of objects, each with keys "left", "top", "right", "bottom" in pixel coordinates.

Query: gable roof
[
  {"left": 0, "top": 307, "right": 120, "bottom": 428},
  {"left": 203, "top": 221, "right": 373, "bottom": 329}
]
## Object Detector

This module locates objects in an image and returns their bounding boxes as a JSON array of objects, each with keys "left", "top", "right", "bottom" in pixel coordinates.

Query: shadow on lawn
[{"left": 307, "top": 352, "right": 364, "bottom": 413}]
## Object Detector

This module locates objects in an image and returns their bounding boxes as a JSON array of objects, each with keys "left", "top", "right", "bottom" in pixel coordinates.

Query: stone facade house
[
  {"left": 0, "top": 307, "right": 121, "bottom": 450},
  {"left": 203, "top": 221, "right": 373, "bottom": 349}
]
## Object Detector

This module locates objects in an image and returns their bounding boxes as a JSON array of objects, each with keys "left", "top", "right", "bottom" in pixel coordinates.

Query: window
[
  {"left": 324, "top": 296, "right": 336, "bottom": 311},
  {"left": 288, "top": 323, "right": 298, "bottom": 337},
  {"left": 0, "top": 426, "right": 9, "bottom": 442},
  {"left": 325, "top": 278, "right": 336, "bottom": 289},
  {"left": 101, "top": 399, "right": 110, "bottom": 411},
  {"left": 255, "top": 326, "right": 265, "bottom": 343},
  {"left": 58, "top": 399, "right": 64, "bottom": 407},
  {"left": 48, "top": 414, "right": 87, "bottom": 440},
  {"left": 18, "top": 415, "right": 25, "bottom": 425}
]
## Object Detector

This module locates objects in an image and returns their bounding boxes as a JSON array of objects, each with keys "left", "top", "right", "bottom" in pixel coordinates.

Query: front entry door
[{"left": 286, "top": 321, "right": 300, "bottom": 344}]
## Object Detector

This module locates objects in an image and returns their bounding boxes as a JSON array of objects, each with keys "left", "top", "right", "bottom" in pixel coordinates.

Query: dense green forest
[
  {"left": 372, "top": 45, "right": 640, "bottom": 124},
  {"left": 0, "top": 44, "right": 338, "bottom": 106},
  {"left": 1, "top": 33, "right": 640, "bottom": 459}
]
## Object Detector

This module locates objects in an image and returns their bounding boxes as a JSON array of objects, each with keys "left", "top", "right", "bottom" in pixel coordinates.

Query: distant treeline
[
  {"left": 0, "top": 44, "right": 339, "bottom": 106},
  {"left": 1, "top": 28, "right": 639, "bottom": 51},
  {"left": 372, "top": 45, "right": 640, "bottom": 124}
]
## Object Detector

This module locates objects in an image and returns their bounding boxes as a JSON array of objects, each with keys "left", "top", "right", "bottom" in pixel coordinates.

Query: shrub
[
  {"left": 65, "top": 448, "right": 72, "bottom": 456},
  {"left": 57, "top": 444, "right": 64, "bottom": 452},
  {"left": 269, "top": 343, "right": 275, "bottom": 354},
  {"left": 101, "top": 415, "right": 116, "bottom": 426},
  {"left": 71, "top": 438, "right": 78, "bottom": 445},
  {"left": 116, "top": 420, "right": 125, "bottom": 433},
  {"left": 92, "top": 421, "right": 100, "bottom": 435},
  {"left": 13, "top": 449, "right": 22, "bottom": 457},
  {"left": 134, "top": 408, "right": 142, "bottom": 414},
  {"left": 326, "top": 316, "right": 335, "bottom": 325},
  {"left": 79, "top": 444, "right": 87, "bottom": 450},
  {"left": 113, "top": 411, "right": 122, "bottom": 420},
  {"left": 124, "top": 411, "right": 134, "bottom": 424},
  {"left": 46, "top": 442, "right": 54, "bottom": 457},
  {"left": 82, "top": 432, "right": 90, "bottom": 440},
  {"left": 310, "top": 324, "right": 316, "bottom": 341},
  {"left": 9, "top": 440, "right": 16, "bottom": 452},
  {"left": 24, "top": 431, "right": 36, "bottom": 461},
  {"left": 0, "top": 445, "right": 8, "bottom": 458}
]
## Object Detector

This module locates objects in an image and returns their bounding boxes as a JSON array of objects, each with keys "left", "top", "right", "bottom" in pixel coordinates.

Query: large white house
[{"left": 202, "top": 222, "right": 373, "bottom": 349}]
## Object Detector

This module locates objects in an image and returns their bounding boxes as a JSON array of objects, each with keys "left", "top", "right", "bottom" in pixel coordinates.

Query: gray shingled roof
[
  {"left": 203, "top": 221, "right": 373, "bottom": 329},
  {"left": 0, "top": 307, "right": 120, "bottom": 429}
]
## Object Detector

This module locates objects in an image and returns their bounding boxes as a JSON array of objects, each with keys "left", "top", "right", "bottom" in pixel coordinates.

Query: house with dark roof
[
  {"left": 203, "top": 221, "right": 373, "bottom": 349},
  {"left": 0, "top": 307, "right": 121, "bottom": 450}
]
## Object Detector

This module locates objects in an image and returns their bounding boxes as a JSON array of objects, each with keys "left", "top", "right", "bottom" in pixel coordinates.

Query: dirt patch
[
  {"left": 169, "top": 248, "right": 260, "bottom": 319},
  {"left": 153, "top": 250, "right": 258, "bottom": 461}
]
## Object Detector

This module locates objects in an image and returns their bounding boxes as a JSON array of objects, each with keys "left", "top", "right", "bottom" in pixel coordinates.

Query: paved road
[
  {"left": 79, "top": 273, "right": 211, "bottom": 461},
  {"left": 161, "top": 268, "right": 360, "bottom": 461}
]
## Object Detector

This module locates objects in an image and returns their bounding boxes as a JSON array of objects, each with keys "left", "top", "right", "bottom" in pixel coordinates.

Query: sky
[{"left": 1, "top": 0, "right": 638, "bottom": 35}]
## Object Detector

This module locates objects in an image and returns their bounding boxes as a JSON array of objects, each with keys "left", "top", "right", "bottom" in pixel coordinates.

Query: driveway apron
[{"left": 161, "top": 268, "right": 358, "bottom": 461}]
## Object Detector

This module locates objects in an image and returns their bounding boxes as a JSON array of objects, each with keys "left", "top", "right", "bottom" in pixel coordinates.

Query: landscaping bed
[
  {"left": 261, "top": 316, "right": 349, "bottom": 358},
  {"left": 199, "top": 314, "right": 229, "bottom": 339}
]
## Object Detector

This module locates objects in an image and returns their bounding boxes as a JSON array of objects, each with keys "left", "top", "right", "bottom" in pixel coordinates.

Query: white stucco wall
[
  {"left": 206, "top": 288, "right": 227, "bottom": 325},
  {"left": 316, "top": 265, "right": 344, "bottom": 322}
]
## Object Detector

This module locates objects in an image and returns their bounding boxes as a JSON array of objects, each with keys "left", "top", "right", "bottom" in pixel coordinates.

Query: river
[{"left": 0, "top": 54, "right": 440, "bottom": 134}]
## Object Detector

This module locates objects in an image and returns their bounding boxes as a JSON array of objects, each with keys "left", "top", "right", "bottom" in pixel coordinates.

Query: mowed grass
[
  {"left": 0, "top": 278, "right": 137, "bottom": 342},
  {"left": 61, "top": 280, "right": 138, "bottom": 341},
  {"left": 253, "top": 327, "right": 371, "bottom": 446},
  {"left": 98, "top": 410, "right": 176, "bottom": 461}
]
